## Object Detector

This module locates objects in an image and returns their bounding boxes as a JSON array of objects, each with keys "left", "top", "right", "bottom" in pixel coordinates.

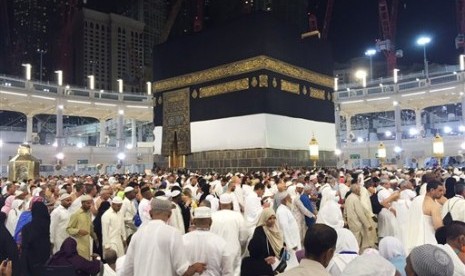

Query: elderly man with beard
[
  {"left": 50, "top": 193, "right": 73, "bottom": 253},
  {"left": 276, "top": 191, "right": 301, "bottom": 269}
]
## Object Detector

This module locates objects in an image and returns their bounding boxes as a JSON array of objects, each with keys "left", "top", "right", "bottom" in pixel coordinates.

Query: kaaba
[{"left": 152, "top": 12, "right": 336, "bottom": 171}]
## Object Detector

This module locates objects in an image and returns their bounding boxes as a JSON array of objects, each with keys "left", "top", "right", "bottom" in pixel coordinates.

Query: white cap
[
  {"left": 310, "top": 174, "right": 317, "bottom": 181},
  {"left": 81, "top": 195, "right": 93, "bottom": 201},
  {"left": 170, "top": 190, "right": 181, "bottom": 198},
  {"left": 296, "top": 183, "right": 304, "bottom": 188},
  {"left": 124, "top": 187, "right": 134, "bottom": 193},
  {"left": 59, "top": 193, "right": 72, "bottom": 201},
  {"left": 112, "top": 197, "right": 123, "bottom": 204},
  {"left": 194, "top": 206, "right": 211, "bottom": 219},
  {"left": 219, "top": 193, "right": 232, "bottom": 204},
  {"left": 285, "top": 181, "right": 293, "bottom": 187},
  {"left": 14, "top": 190, "right": 23, "bottom": 197}
]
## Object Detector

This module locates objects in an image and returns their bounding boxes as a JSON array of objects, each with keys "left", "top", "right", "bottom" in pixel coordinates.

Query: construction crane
[
  {"left": 193, "top": 0, "right": 204, "bottom": 32},
  {"left": 456, "top": 0, "right": 465, "bottom": 52},
  {"left": 376, "top": 0, "right": 399, "bottom": 74},
  {"left": 159, "top": 0, "right": 184, "bottom": 44},
  {"left": 306, "top": 0, "right": 334, "bottom": 40}
]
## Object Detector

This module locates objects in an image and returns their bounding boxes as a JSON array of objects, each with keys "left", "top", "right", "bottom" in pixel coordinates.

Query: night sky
[{"left": 330, "top": 0, "right": 458, "bottom": 65}]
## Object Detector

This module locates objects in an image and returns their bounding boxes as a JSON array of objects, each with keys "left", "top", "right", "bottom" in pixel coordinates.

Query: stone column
[
  {"left": 131, "top": 119, "right": 137, "bottom": 148},
  {"left": 26, "top": 115, "right": 34, "bottom": 143},
  {"left": 56, "top": 103, "right": 64, "bottom": 149},
  {"left": 462, "top": 96, "right": 465, "bottom": 126},
  {"left": 99, "top": 119, "right": 106, "bottom": 147},
  {"left": 116, "top": 109, "right": 125, "bottom": 150},
  {"left": 345, "top": 115, "right": 352, "bottom": 143},
  {"left": 394, "top": 103, "right": 403, "bottom": 166},
  {"left": 415, "top": 108, "right": 423, "bottom": 138}
]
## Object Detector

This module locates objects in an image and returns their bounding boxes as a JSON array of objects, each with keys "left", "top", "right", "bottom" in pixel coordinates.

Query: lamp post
[
  {"left": 377, "top": 142, "right": 386, "bottom": 167},
  {"left": 355, "top": 70, "right": 367, "bottom": 88},
  {"left": 55, "top": 70, "right": 63, "bottom": 86},
  {"left": 37, "top": 49, "right": 47, "bottom": 82},
  {"left": 433, "top": 133, "right": 444, "bottom": 167},
  {"left": 146, "top": 81, "right": 152, "bottom": 95},
  {"left": 308, "top": 134, "right": 319, "bottom": 168},
  {"left": 117, "top": 79, "right": 124, "bottom": 93},
  {"left": 22, "top": 64, "right": 31, "bottom": 80},
  {"left": 365, "top": 49, "right": 376, "bottom": 81},
  {"left": 87, "top": 75, "right": 95, "bottom": 90},
  {"left": 417, "top": 36, "right": 431, "bottom": 79}
]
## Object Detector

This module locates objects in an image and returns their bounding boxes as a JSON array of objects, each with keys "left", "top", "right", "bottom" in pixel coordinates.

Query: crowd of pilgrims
[{"left": 0, "top": 167, "right": 465, "bottom": 275}]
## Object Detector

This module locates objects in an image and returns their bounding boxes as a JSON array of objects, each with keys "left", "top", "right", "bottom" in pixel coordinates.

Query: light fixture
[
  {"left": 334, "top": 149, "right": 342, "bottom": 156},
  {"left": 117, "top": 152, "right": 126, "bottom": 160},
  {"left": 76, "top": 142, "right": 85, "bottom": 148},
  {"left": 56, "top": 152, "right": 65, "bottom": 160},
  {"left": 22, "top": 64, "right": 31, "bottom": 80},
  {"left": 393, "top": 101, "right": 399, "bottom": 106},
  {"left": 118, "top": 109, "right": 124, "bottom": 115},
  {"left": 459, "top": 125, "right": 465, "bottom": 132},
  {"left": 0, "top": 139, "right": 3, "bottom": 148},
  {"left": 385, "top": 130, "right": 392, "bottom": 137},
  {"left": 444, "top": 126, "right": 452, "bottom": 134},
  {"left": 393, "top": 69, "right": 400, "bottom": 83},
  {"left": 126, "top": 144, "right": 134, "bottom": 150},
  {"left": 88, "top": 75, "right": 95, "bottom": 90},
  {"left": 460, "top": 54, "right": 465, "bottom": 71},
  {"left": 394, "top": 146, "right": 402, "bottom": 153},
  {"left": 357, "top": 137, "right": 364, "bottom": 143},
  {"left": 409, "top": 128, "right": 418, "bottom": 136},
  {"left": 308, "top": 134, "right": 319, "bottom": 168},
  {"left": 117, "top": 79, "right": 123, "bottom": 93},
  {"left": 355, "top": 69, "right": 367, "bottom": 87},
  {"left": 146, "top": 81, "right": 152, "bottom": 95}
]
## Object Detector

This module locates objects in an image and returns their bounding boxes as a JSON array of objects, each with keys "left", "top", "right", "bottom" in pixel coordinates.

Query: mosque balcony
[
  {"left": 0, "top": 75, "right": 153, "bottom": 122},
  {"left": 334, "top": 70, "right": 465, "bottom": 116}
]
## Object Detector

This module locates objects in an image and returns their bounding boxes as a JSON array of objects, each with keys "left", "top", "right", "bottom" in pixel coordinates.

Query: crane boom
[{"left": 377, "top": 0, "right": 398, "bottom": 74}]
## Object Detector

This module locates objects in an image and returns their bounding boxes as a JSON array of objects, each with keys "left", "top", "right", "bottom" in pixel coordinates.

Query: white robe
[
  {"left": 319, "top": 184, "right": 338, "bottom": 210},
  {"left": 168, "top": 203, "right": 185, "bottom": 234},
  {"left": 405, "top": 195, "right": 437, "bottom": 253},
  {"left": 138, "top": 198, "right": 151, "bottom": 224},
  {"left": 122, "top": 197, "right": 137, "bottom": 237},
  {"left": 6, "top": 200, "right": 23, "bottom": 237},
  {"left": 103, "top": 263, "right": 116, "bottom": 276},
  {"left": 276, "top": 204, "right": 301, "bottom": 251},
  {"left": 101, "top": 208, "right": 126, "bottom": 257},
  {"left": 50, "top": 204, "right": 71, "bottom": 253},
  {"left": 377, "top": 187, "right": 399, "bottom": 238},
  {"left": 436, "top": 244, "right": 465, "bottom": 276},
  {"left": 441, "top": 195, "right": 465, "bottom": 223},
  {"left": 120, "top": 220, "right": 190, "bottom": 276},
  {"left": 244, "top": 191, "right": 263, "bottom": 238},
  {"left": 211, "top": 209, "right": 248, "bottom": 276},
  {"left": 183, "top": 230, "right": 233, "bottom": 276}
]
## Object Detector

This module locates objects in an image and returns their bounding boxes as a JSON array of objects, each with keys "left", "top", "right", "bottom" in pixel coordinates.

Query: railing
[
  {"left": 0, "top": 75, "right": 152, "bottom": 104},
  {"left": 334, "top": 71, "right": 463, "bottom": 101}
]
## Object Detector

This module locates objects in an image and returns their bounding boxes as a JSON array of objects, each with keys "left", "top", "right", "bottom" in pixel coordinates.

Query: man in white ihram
[
  {"left": 183, "top": 206, "right": 234, "bottom": 276},
  {"left": 50, "top": 193, "right": 73, "bottom": 253},
  {"left": 120, "top": 198, "right": 206, "bottom": 276},
  {"left": 211, "top": 193, "right": 248, "bottom": 276},
  {"left": 101, "top": 197, "right": 126, "bottom": 258},
  {"left": 275, "top": 191, "right": 300, "bottom": 270}
]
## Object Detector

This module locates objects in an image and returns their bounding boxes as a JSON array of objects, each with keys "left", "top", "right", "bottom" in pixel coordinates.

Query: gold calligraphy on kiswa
[
  {"left": 309, "top": 88, "right": 326, "bottom": 100},
  {"left": 199, "top": 78, "right": 250, "bottom": 98}
]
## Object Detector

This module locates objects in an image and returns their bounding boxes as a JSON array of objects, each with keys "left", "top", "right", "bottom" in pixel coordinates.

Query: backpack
[
  {"left": 443, "top": 198, "right": 459, "bottom": 226},
  {"left": 370, "top": 191, "right": 383, "bottom": 215}
]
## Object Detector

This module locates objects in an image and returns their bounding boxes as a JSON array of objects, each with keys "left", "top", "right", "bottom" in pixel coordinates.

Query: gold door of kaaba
[{"left": 162, "top": 88, "right": 190, "bottom": 168}]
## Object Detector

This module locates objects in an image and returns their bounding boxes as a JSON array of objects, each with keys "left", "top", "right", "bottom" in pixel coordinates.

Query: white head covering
[
  {"left": 205, "top": 195, "right": 219, "bottom": 212},
  {"left": 315, "top": 200, "right": 344, "bottom": 229},
  {"left": 327, "top": 228, "right": 359, "bottom": 275},
  {"left": 342, "top": 254, "right": 396, "bottom": 276},
  {"left": 379, "top": 236, "right": 406, "bottom": 260}
]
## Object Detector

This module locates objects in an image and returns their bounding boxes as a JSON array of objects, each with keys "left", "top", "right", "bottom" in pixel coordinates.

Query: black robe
[
  {"left": 0, "top": 213, "right": 20, "bottom": 276},
  {"left": 241, "top": 226, "right": 275, "bottom": 276},
  {"left": 20, "top": 202, "right": 51, "bottom": 276}
]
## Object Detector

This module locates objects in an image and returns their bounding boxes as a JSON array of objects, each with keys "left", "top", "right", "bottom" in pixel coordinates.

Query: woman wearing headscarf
[
  {"left": 1, "top": 195, "right": 15, "bottom": 215},
  {"left": 445, "top": 177, "right": 457, "bottom": 199},
  {"left": 0, "top": 212, "right": 20, "bottom": 276},
  {"left": 241, "top": 208, "right": 284, "bottom": 276},
  {"left": 14, "top": 196, "right": 44, "bottom": 245},
  {"left": 48, "top": 237, "right": 101, "bottom": 276},
  {"left": 20, "top": 201, "right": 51, "bottom": 276},
  {"left": 6, "top": 199, "right": 24, "bottom": 236},
  {"left": 326, "top": 228, "right": 360, "bottom": 276},
  {"left": 379, "top": 236, "right": 407, "bottom": 276},
  {"left": 93, "top": 201, "right": 111, "bottom": 257}
]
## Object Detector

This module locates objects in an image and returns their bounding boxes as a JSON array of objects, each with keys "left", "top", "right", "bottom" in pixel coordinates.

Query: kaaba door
[
  {"left": 168, "top": 132, "right": 185, "bottom": 168},
  {"left": 162, "top": 88, "right": 190, "bottom": 168}
]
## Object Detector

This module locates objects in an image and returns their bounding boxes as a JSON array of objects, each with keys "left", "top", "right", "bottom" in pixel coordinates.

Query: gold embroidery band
[
  {"left": 154, "top": 55, "right": 333, "bottom": 92},
  {"left": 281, "top": 80, "right": 300, "bottom": 94},
  {"left": 199, "top": 78, "right": 250, "bottom": 98}
]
